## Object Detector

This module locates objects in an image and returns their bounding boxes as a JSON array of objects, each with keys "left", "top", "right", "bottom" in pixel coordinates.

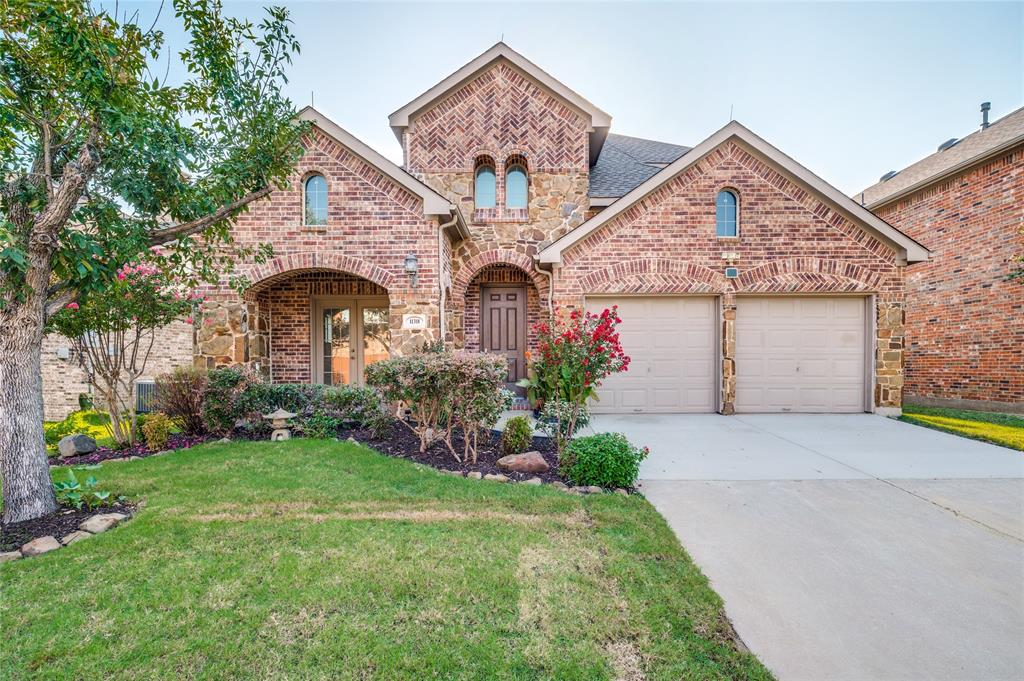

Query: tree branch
[{"left": 148, "top": 185, "right": 273, "bottom": 246}]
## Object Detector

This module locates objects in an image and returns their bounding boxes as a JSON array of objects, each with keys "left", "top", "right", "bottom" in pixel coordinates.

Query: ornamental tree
[
  {"left": 48, "top": 262, "right": 199, "bottom": 447},
  {"left": 0, "top": 0, "right": 305, "bottom": 523}
]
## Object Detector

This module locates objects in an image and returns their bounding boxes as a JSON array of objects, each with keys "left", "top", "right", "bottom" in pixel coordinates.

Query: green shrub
[
  {"left": 501, "top": 415, "right": 534, "bottom": 454},
  {"left": 322, "top": 385, "right": 393, "bottom": 435},
  {"left": 201, "top": 366, "right": 263, "bottom": 435},
  {"left": 560, "top": 432, "right": 648, "bottom": 489},
  {"left": 141, "top": 411, "right": 173, "bottom": 451},
  {"left": 155, "top": 367, "right": 208, "bottom": 435},
  {"left": 536, "top": 399, "right": 590, "bottom": 453},
  {"left": 366, "top": 352, "right": 511, "bottom": 462},
  {"left": 300, "top": 411, "right": 341, "bottom": 439}
]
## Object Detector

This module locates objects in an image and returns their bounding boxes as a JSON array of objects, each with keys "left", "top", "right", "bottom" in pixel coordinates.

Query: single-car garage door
[
  {"left": 586, "top": 297, "right": 716, "bottom": 413},
  {"left": 736, "top": 296, "right": 867, "bottom": 413}
]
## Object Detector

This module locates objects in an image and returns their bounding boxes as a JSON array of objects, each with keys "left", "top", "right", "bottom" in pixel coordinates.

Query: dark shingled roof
[{"left": 589, "top": 133, "right": 690, "bottom": 198}]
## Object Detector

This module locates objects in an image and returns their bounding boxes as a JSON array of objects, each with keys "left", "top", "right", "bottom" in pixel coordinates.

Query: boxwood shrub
[{"left": 560, "top": 432, "right": 648, "bottom": 489}]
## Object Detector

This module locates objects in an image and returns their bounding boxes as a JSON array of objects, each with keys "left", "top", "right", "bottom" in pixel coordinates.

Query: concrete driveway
[{"left": 587, "top": 414, "right": 1024, "bottom": 681}]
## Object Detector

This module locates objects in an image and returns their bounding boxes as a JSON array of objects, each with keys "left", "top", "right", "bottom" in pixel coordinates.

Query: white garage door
[
  {"left": 736, "top": 297, "right": 867, "bottom": 413},
  {"left": 585, "top": 297, "right": 716, "bottom": 413}
]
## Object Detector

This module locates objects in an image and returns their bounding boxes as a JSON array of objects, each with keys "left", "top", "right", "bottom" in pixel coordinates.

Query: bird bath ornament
[{"left": 264, "top": 408, "right": 297, "bottom": 441}]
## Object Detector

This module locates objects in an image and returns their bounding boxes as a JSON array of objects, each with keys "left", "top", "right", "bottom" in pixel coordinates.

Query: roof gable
[
  {"left": 538, "top": 121, "right": 930, "bottom": 266},
  {"left": 389, "top": 43, "right": 611, "bottom": 165}
]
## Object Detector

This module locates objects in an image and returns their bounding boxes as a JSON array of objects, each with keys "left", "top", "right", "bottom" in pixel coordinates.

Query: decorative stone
[
  {"left": 0, "top": 551, "right": 22, "bottom": 562},
  {"left": 264, "top": 407, "right": 296, "bottom": 441},
  {"left": 218, "top": 437, "right": 232, "bottom": 444},
  {"left": 496, "top": 451, "right": 550, "bottom": 474},
  {"left": 58, "top": 433, "right": 97, "bottom": 459},
  {"left": 467, "top": 471, "right": 482, "bottom": 480},
  {"left": 79, "top": 512, "right": 127, "bottom": 535},
  {"left": 615, "top": 488, "right": 629, "bottom": 496},
  {"left": 586, "top": 486, "right": 603, "bottom": 494},
  {"left": 550, "top": 481, "right": 567, "bottom": 489},
  {"left": 21, "top": 536, "right": 61, "bottom": 557},
  {"left": 484, "top": 473, "right": 509, "bottom": 482},
  {"left": 61, "top": 530, "right": 91, "bottom": 545},
  {"left": 522, "top": 477, "right": 543, "bottom": 485}
]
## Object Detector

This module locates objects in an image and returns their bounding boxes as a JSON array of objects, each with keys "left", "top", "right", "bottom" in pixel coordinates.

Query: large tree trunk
[{"left": 0, "top": 294, "right": 58, "bottom": 524}]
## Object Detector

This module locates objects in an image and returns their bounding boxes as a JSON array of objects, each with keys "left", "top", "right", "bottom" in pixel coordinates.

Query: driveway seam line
[{"left": 733, "top": 416, "right": 1024, "bottom": 544}]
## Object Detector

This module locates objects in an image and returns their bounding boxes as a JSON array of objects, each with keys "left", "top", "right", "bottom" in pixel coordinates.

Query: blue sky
[{"left": 124, "top": 1, "right": 1022, "bottom": 194}]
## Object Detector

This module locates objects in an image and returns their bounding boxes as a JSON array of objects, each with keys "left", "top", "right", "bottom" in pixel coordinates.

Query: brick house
[
  {"left": 859, "top": 105, "right": 1023, "bottom": 413},
  {"left": 191, "top": 42, "right": 929, "bottom": 415}
]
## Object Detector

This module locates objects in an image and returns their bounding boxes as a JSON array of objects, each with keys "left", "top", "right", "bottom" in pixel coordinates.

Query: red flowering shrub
[{"left": 520, "top": 307, "right": 629, "bottom": 449}]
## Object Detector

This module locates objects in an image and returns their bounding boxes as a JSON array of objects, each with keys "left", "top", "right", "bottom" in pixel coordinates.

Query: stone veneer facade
[{"left": 872, "top": 145, "right": 1023, "bottom": 411}]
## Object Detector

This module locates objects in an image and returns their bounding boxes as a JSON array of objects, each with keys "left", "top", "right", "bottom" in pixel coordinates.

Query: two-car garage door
[{"left": 586, "top": 296, "right": 867, "bottom": 414}]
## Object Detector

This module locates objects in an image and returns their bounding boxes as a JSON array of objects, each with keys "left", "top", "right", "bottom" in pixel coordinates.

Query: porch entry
[
  {"left": 312, "top": 297, "right": 390, "bottom": 385},
  {"left": 481, "top": 285, "right": 527, "bottom": 390}
]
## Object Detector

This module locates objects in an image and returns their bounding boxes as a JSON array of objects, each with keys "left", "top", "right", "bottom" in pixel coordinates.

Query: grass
[
  {"left": 1, "top": 440, "right": 771, "bottom": 680},
  {"left": 43, "top": 410, "right": 115, "bottom": 451},
  {"left": 900, "top": 404, "right": 1024, "bottom": 451}
]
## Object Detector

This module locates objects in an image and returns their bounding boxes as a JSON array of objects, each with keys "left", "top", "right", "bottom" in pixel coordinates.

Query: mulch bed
[
  {"left": 54, "top": 434, "right": 211, "bottom": 467},
  {"left": 338, "top": 422, "right": 566, "bottom": 484},
  {"left": 1, "top": 501, "right": 136, "bottom": 553}
]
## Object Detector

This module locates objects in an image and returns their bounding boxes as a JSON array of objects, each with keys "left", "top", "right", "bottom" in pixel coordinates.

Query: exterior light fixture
[{"left": 404, "top": 253, "right": 419, "bottom": 288}]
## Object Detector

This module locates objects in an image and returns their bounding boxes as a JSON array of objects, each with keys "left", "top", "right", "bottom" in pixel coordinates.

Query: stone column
[
  {"left": 874, "top": 298, "right": 905, "bottom": 413},
  {"left": 389, "top": 297, "right": 442, "bottom": 355},
  {"left": 720, "top": 294, "right": 737, "bottom": 415},
  {"left": 194, "top": 298, "right": 249, "bottom": 369}
]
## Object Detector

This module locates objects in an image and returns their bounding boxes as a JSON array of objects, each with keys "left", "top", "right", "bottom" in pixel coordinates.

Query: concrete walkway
[{"left": 588, "top": 414, "right": 1024, "bottom": 681}]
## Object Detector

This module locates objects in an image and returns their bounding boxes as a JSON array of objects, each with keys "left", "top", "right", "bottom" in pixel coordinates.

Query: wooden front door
[{"left": 481, "top": 286, "right": 527, "bottom": 389}]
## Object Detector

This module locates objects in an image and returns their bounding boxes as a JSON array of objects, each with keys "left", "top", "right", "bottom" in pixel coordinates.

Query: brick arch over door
[
  {"left": 580, "top": 259, "right": 729, "bottom": 295},
  {"left": 453, "top": 249, "right": 549, "bottom": 306},
  {"left": 737, "top": 258, "right": 887, "bottom": 294},
  {"left": 244, "top": 252, "right": 397, "bottom": 293}
]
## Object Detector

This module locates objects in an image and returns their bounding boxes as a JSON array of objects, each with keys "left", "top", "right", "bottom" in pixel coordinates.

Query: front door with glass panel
[{"left": 313, "top": 298, "right": 390, "bottom": 385}]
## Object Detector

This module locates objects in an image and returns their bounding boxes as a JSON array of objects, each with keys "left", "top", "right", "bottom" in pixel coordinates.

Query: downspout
[
  {"left": 534, "top": 262, "right": 555, "bottom": 316},
  {"left": 437, "top": 211, "right": 459, "bottom": 340}
]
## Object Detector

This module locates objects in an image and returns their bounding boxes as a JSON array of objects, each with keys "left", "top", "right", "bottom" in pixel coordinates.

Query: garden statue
[{"left": 264, "top": 408, "right": 297, "bottom": 441}]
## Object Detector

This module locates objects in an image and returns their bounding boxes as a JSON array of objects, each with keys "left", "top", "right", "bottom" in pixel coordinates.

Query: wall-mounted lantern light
[{"left": 404, "top": 253, "right": 419, "bottom": 288}]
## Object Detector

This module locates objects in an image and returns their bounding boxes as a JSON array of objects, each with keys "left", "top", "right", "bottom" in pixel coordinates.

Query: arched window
[
  {"left": 505, "top": 157, "right": 528, "bottom": 209},
  {"left": 304, "top": 174, "right": 327, "bottom": 226},
  {"left": 474, "top": 159, "right": 496, "bottom": 209},
  {"left": 715, "top": 189, "right": 738, "bottom": 237}
]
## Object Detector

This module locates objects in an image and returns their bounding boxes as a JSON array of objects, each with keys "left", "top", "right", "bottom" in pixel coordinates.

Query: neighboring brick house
[
  {"left": 859, "top": 105, "right": 1024, "bottom": 413},
  {"left": 194, "top": 42, "right": 931, "bottom": 415}
]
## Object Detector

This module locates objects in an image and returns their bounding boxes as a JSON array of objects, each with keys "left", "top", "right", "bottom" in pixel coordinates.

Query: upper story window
[
  {"left": 304, "top": 174, "right": 328, "bottom": 226},
  {"left": 505, "top": 156, "right": 528, "bottom": 209},
  {"left": 474, "top": 157, "right": 496, "bottom": 209},
  {"left": 715, "top": 189, "right": 738, "bottom": 237}
]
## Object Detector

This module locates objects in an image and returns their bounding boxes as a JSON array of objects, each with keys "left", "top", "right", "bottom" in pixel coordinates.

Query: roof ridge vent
[
  {"left": 937, "top": 138, "right": 959, "bottom": 152},
  {"left": 879, "top": 170, "right": 898, "bottom": 182}
]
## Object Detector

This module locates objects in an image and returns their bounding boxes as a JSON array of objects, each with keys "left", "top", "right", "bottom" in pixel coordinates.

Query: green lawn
[
  {"left": 900, "top": 404, "right": 1024, "bottom": 451},
  {"left": 1, "top": 440, "right": 770, "bottom": 680}
]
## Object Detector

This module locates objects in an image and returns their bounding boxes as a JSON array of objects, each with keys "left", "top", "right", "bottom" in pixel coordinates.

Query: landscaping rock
[
  {"left": 21, "top": 536, "right": 61, "bottom": 557},
  {"left": 550, "top": 481, "right": 567, "bottom": 489},
  {"left": 218, "top": 437, "right": 232, "bottom": 444},
  {"left": 615, "top": 488, "right": 629, "bottom": 496},
  {"left": 467, "top": 472, "right": 482, "bottom": 480},
  {"left": 440, "top": 469, "right": 464, "bottom": 477},
  {"left": 60, "top": 530, "right": 91, "bottom": 545},
  {"left": 0, "top": 551, "right": 22, "bottom": 563},
  {"left": 586, "top": 486, "right": 604, "bottom": 494},
  {"left": 522, "top": 477, "right": 543, "bottom": 485},
  {"left": 495, "top": 451, "right": 550, "bottom": 474},
  {"left": 58, "top": 433, "right": 97, "bottom": 459},
  {"left": 79, "top": 512, "right": 127, "bottom": 535},
  {"left": 483, "top": 473, "right": 509, "bottom": 482},
  {"left": 571, "top": 486, "right": 590, "bottom": 494}
]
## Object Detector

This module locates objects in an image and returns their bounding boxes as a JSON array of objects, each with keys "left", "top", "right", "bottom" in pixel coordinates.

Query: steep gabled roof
[
  {"left": 538, "top": 121, "right": 930, "bottom": 266},
  {"left": 589, "top": 133, "right": 690, "bottom": 200},
  {"left": 859, "top": 106, "right": 1024, "bottom": 208},
  {"left": 388, "top": 42, "right": 612, "bottom": 165},
  {"left": 298, "top": 106, "right": 468, "bottom": 237}
]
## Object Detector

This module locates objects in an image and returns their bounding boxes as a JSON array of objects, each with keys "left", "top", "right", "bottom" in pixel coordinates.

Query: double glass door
[{"left": 313, "top": 298, "right": 390, "bottom": 385}]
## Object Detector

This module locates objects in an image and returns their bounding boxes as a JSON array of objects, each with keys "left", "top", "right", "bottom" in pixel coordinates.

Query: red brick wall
[
  {"left": 554, "top": 140, "right": 907, "bottom": 412},
  {"left": 873, "top": 147, "right": 1024, "bottom": 408}
]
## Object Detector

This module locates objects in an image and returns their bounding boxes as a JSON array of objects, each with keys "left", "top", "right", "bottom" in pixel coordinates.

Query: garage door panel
[
  {"left": 587, "top": 297, "right": 716, "bottom": 413},
  {"left": 737, "top": 296, "right": 866, "bottom": 413}
]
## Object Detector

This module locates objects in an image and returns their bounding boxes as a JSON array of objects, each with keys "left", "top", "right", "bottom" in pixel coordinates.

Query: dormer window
[
  {"left": 716, "top": 189, "right": 738, "bottom": 237},
  {"left": 474, "top": 157, "right": 496, "bottom": 209},
  {"left": 304, "top": 174, "right": 327, "bottom": 226},
  {"left": 505, "top": 156, "right": 528, "bottom": 209}
]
